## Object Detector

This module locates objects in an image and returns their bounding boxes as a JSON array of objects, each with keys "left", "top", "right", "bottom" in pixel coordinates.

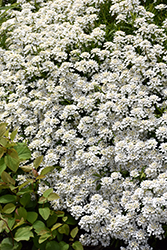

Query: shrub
[
  {"left": 0, "top": 0, "right": 167, "bottom": 249},
  {"left": 0, "top": 123, "right": 83, "bottom": 250}
]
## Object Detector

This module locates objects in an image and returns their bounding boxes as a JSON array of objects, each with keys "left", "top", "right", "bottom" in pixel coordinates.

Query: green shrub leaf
[
  {"left": 2, "top": 203, "right": 16, "bottom": 214},
  {"left": 46, "top": 241, "right": 61, "bottom": 250},
  {"left": 58, "top": 224, "right": 70, "bottom": 236},
  {"left": 41, "top": 166, "right": 54, "bottom": 175},
  {"left": 0, "top": 124, "right": 6, "bottom": 137},
  {"left": 72, "top": 241, "right": 83, "bottom": 250},
  {"left": 14, "top": 226, "right": 34, "bottom": 242},
  {"left": 0, "top": 238, "right": 22, "bottom": 250},
  {"left": 51, "top": 223, "right": 62, "bottom": 231},
  {"left": 1, "top": 171, "right": 15, "bottom": 185},
  {"left": 47, "top": 193, "right": 60, "bottom": 201},
  {"left": 70, "top": 227, "right": 79, "bottom": 238},
  {"left": 27, "top": 212, "right": 38, "bottom": 224},
  {"left": 46, "top": 213, "right": 58, "bottom": 227},
  {"left": 15, "top": 207, "right": 27, "bottom": 221},
  {"left": 4, "top": 154, "right": 20, "bottom": 172},
  {"left": 39, "top": 233, "right": 51, "bottom": 244},
  {"left": 0, "top": 147, "right": 5, "bottom": 158},
  {"left": 33, "top": 155, "right": 43, "bottom": 169},
  {"left": 0, "top": 158, "right": 6, "bottom": 175},
  {"left": 33, "top": 220, "right": 47, "bottom": 234},
  {"left": 43, "top": 188, "right": 53, "bottom": 198},
  {"left": 13, "top": 217, "right": 25, "bottom": 230},
  {"left": 59, "top": 241, "right": 69, "bottom": 250},
  {"left": 14, "top": 143, "right": 31, "bottom": 160},
  {"left": 0, "top": 194, "right": 16, "bottom": 203},
  {"left": 39, "top": 207, "right": 50, "bottom": 220},
  {"left": 10, "top": 129, "right": 18, "bottom": 141},
  {"left": 20, "top": 193, "right": 31, "bottom": 207}
]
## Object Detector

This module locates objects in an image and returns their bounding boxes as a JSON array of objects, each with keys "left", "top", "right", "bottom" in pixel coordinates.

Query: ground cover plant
[{"left": 0, "top": 0, "right": 167, "bottom": 249}]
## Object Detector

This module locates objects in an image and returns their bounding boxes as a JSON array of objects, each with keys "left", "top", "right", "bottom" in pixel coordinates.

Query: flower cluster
[{"left": 0, "top": 0, "right": 167, "bottom": 249}]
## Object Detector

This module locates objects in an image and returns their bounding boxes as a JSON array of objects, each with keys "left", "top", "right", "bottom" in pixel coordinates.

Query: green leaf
[
  {"left": 62, "top": 216, "right": 68, "bottom": 222},
  {"left": 10, "top": 129, "right": 18, "bottom": 141},
  {"left": 2, "top": 203, "right": 16, "bottom": 214},
  {"left": 33, "top": 155, "right": 43, "bottom": 169},
  {"left": 65, "top": 215, "right": 77, "bottom": 225},
  {"left": 14, "top": 226, "right": 34, "bottom": 242},
  {"left": 1, "top": 171, "right": 15, "bottom": 185},
  {"left": 39, "top": 233, "right": 51, "bottom": 244},
  {"left": 41, "top": 166, "right": 54, "bottom": 175},
  {"left": 0, "top": 147, "right": 5, "bottom": 158},
  {"left": 70, "top": 227, "right": 79, "bottom": 238},
  {"left": 46, "top": 241, "right": 61, "bottom": 250},
  {"left": 0, "top": 220, "right": 5, "bottom": 233},
  {"left": 43, "top": 188, "right": 53, "bottom": 198},
  {"left": 38, "top": 196, "right": 47, "bottom": 204},
  {"left": 72, "top": 241, "right": 83, "bottom": 250},
  {"left": 20, "top": 165, "right": 32, "bottom": 172},
  {"left": 27, "top": 212, "right": 38, "bottom": 224},
  {"left": 15, "top": 207, "right": 27, "bottom": 221},
  {"left": 0, "top": 238, "right": 22, "bottom": 250},
  {"left": 51, "top": 223, "right": 62, "bottom": 231},
  {"left": 0, "top": 137, "right": 7, "bottom": 147},
  {"left": 0, "top": 124, "right": 6, "bottom": 137},
  {"left": 0, "top": 194, "right": 16, "bottom": 203},
  {"left": 47, "top": 193, "right": 60, "bottom": 201},
  {"left": 20, "top": 193, "right": 31, "bottom": 207},
  {"left": 7, "top": 217, "right": 15, "bottom": 230},
  {"left": 33, "top": 220, "right": 46, "bottom": 234},
  {"left": 14, "top": 143, "right": 31, "bottom": 161},
  {"left": 58, "top": 224, "right": 70, "bottom": 236},
  {"left": 0, "top": 158, "right": 6, "bottom": 175},
  {"left": 4, "top": 154, "right": 20, "bottom": 172},
  {"left": 7, "top": 148, "right": 19, "bottom": 159},
  {"left": 13, "top": 217, "right": 25, "bottom": 230},
  {"left": 55, "top": 211, "right": 65, "bottom": 217},
  {"left": 46, "top": 213, "right": 58, "bottom": 227},
  {"left": 39, "top": 207, "right": 50, "bottom": 220},
  {"left": 59, "top": 241, "right": 69, "bottom": 250}
]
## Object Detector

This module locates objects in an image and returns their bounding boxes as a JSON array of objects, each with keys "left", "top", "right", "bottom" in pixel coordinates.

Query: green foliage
[{"left": 0, "top": 123, "right": 82, "bottom": 250}]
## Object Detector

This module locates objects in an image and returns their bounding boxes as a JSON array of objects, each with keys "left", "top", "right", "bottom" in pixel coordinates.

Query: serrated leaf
[
  {"left": 43, "top": 188, "right": 53, "bottom": 198},
  {"left": 14, "top": 226, "right": 34, "bottom": 242},
  {"left": 0, "top": 125, "right": 6, "bottom": 137},
  {"left": 58, "top": 224, "right": 70, "bottom": 236},
  {"left": 41, "top": 166, "right": 54, "bottom": 176},
  {"left": 0, "top": 194, "right": 16, "bottom": 203},
  {"left": 14, "top": 143, "right": 31, "bottom": 161},
  {"left": 4, "top": 154, "right": 20, "bottom": 172},
  {"left": 51, "top": 223, "right": 62, "bottom": 231},
  {"left": 10, "top": 129, "right": 18, "bottom": 141},
  {"left": 27, "top": 212, "right": 38, "bottom": 224},
  {"left": 33, "top": 155, "right": 43, "bottom": 169},
  {"left": 70, "top": 227, "right": 79, "bottom": 238},
  {"left": 2, "top": 203, "right": 16, "bottom": 214},
  {"left": 1, "top": 171, "right": 15, "bottom": 185},
  {"left": 0, "top": 158, "right": 6, "bottom": 175},
  {"left": 47, "top": 193, "right": 60, "bottom": 201},
  {"left": 72, "top": 241, "right": 83, "bottom": 250},
  {"left": 39, "top": 207, "right": 50, "bottom": 220},
  {"left": 46, "top": 241, "right": 61, "bottom": 250}
]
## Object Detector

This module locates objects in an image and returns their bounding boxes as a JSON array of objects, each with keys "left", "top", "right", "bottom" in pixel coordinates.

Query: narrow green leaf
[
  {"left": 43, "top": 188, "right": 53, "bottom": 198},
  {"left": 14, "top": 143, "right": 31, "bottom": 160},
  {"left": 39, "top": 207, "right": 50, "bottom": 220},
  {"left": 47, "top": 193, "right": 60, "bottom": 201},
  {"left": 41, "top": 166, "right": 54, "bottom": 176},
  {"left": 0, "top": 125, "right": 6, "bottom": 137},
  {"left": 0, "top": 158, "right": 6, "bottom": 175},
  {"left": 14, "top": 226, "right": 34, "bottom": 242},
  {"left": 55, "top": 211, "right": 65, "bottom": 217},
  {"left": 20, "top": 165, "right": 32, "bottom": 172},
  {"left": 0, "top": 194, "right": 16, "bottom": 203},
  {"left": 51, "top": 223, "right": 62, "bottom": 231},
  {"left": 2, "top": 203, "right": 16, "bottom": 214},
  {"left": 70, "top": 227, "right": 79, "bottom": 238},
  {"left": 33, "top": 155, "right": 43, "bottom": 169},
  {"left": 27, "top": 212, "right": 38, "bottom": 224},
  {"left": 10, "top": 129, "right": 18, "bottom": 141},
  {"left": 58, "top": 224, "right": 70, "bottom": 236},
  {"left": 1, "top": 171, "right": 15, "bottom": 185},
  {"left": 72, "top": 241, "right": 83, "bottom": 250},
  {"left": 39, "top": 233, "right": 51, "bottom": 244}
]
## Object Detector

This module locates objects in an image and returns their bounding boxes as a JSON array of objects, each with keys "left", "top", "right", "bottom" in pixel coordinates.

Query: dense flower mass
[{"left": 0, "top": 0, "right": 167, "bottom": 249}]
